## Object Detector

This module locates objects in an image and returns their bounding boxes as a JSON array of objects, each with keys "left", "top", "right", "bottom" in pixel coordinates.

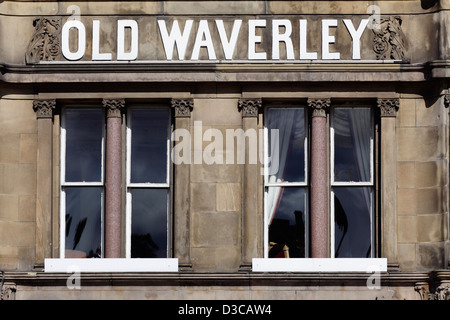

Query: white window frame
[
  {"left": 330, "top": 106, "right": 375, "bottom": 258},
  {"left": 59, "top": 106, "right": 106, "bottom": 259},
  {"left": 263, "top": 105, "right": 309, "bottom": 259},
  {"left": 125, "top": 105, "right": 172, "bottom": 259},
  {"left": 254, "top": 104, "right": 386, "bottom": 272}
]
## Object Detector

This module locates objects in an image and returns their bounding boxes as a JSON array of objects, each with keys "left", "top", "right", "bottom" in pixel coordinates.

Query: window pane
[
  {"left": 333, "top": 108, "right": 372, "bottom": 182},
  {"left": 131, "top": 188, "right": 168, "bottom": 258},
  {"left": 130, "top": 108, "right": 169, "bottom": 183},
  {"left": 64, "top": 187, "right": 102, "bottom": 258},
  {"left": 267, "top": 187, "right": 307, "bottom": 258},
  {"left": 267, "top": 108, "right": 306, "bottom": 183},
  {"left": 65, "top": 108, "right": 103, "bottom": 182},
  {"left": 334, "top": 187, "right": 372, "bottom": 258}
]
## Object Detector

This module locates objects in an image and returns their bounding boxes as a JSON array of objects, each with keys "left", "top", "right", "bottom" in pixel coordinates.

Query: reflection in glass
[
  {"left": 268, "top": 187, "right": 306, "bottom": 258},
  {"left": 65, "top": 108, "right": 103, "bottom": 182},
  {"left": 65, "top": 187, "right": 102, "bottom": 258},
  {"left": 130, "top": 108, "right": 169, "bottom": 184},
  {"left": 267, "top": 108, "right": 306, "bottom": 183},
  {"left": 131, "top": 188, "right": 168, "bottom": 258},
  {"left": 334, "top": 187, "right": 372, "bottom": 258},
  {"left": 333, "top": 108, "right": 371, "bottom": 182}
]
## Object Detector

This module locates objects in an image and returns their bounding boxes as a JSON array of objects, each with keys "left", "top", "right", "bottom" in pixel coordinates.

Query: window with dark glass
[
  {"left": 126, "top": 107, "right": 171, "bottom": 258},
  {"left": 60, "top": 105, "right": 171, "bottom": 259},
  {"left": 264, "top": 104, "right": 375, "bottom": 259},
  {"left": 61, "top": 107, "right": 104, "bottom": 258}
]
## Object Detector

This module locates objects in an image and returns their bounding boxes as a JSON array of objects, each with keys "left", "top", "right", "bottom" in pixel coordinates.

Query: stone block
[
  {"left": 398, "top": 216, "right": 417, "bottom": 243},
  {"left": 417, "top": 214, "right": 444, "bottom": 242},
  {"left": 398, "top": 127, "right": 441, "bottom": 161},
  {"left": 19, "top": 133, "right": 37, "bottom": 164},
  {"left": 192, "top": 99, "right": 242, "bottom": 126},
  {"left": 0, "top": 194, "right": 18, "bottom": 221},
  {"left": 216, "top": 183, "right": 241, "bottom": 212},
  {"left": 415, "top": 161, "right": 441, "bottom": 188},
  {"left": 0, "top": 221, "right": 35, "bottom": 247},
  {"left": 397, "top": 243, "right": 416, "bottom": 271},
  {"left": 19, "top": 195, "right": 35, "bottom": 222},
  {"left": 398, "top": 99, "right": 415, "bottom": 128},
  {"left": 190, "top": 182, "right": 216, "bottom": 212},
  {"left": 190, "top": 246, "right": 241, "bottom": 271},
  {"left": 0, "top": 134, "right": 20, "bottom": 163},
  {"left": 192, "top": 211, "right": 239, "bottom": 247},
  {"left": 418, "top": 242, "right": 445, "bottom": 270},
  {"left": 397, "top": 162, "right": 415, "bottom": 188}
]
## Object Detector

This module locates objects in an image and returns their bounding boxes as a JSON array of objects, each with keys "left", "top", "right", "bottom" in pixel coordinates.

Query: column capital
[
  {"left": 33, "top": 99, "right": 56, "bottom": 119},
  {"left": 238, "top": 99, "right": 262, "bottom": 118},
  {"left": 171, "top": 98, "right": 194, "bottom": 118},
  {"left": 377, "top": 98, "right": 399, "bottom": 117},
  {"left": 103, "top": 99, "right": 125, "bottom": 118},
  {"left": 308, "top": 98, "right": 330, "bottom": 118}
]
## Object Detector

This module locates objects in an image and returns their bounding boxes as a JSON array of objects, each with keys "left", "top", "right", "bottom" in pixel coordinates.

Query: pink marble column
[
  {"left": 308, "top": 98, "right": 330, "bottom": 258},
  {"left": 103, "top": 99, "right": 125, "bottom": 258}
]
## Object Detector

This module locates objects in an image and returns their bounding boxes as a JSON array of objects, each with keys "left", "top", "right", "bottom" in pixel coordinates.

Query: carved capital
[
  {"left": 307, "top": 98, "right": 330, "bottom": 117},
  {"left": 171, "top": 99, "right": 194, "bottom": 118},
  {"left": 26, "top": 17, "right": 61, "bottom": 64},
  {"left": 33, "top": 100, "right": 56, "bottom": 119},
  {"left": 435, "top": 283, "right": 450, "bottom": 300},
  {"left": 103, "top": 99, "right": 125, "bottom": 118},
  {"left": 238, "top": 99, "right": 262, "bottom": 118},
  {"left": 377, "top": 98, "right": 399, "bottom": 117}
]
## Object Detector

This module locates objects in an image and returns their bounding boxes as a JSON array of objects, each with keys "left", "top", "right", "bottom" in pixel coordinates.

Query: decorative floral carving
[
  {"left": 33, "top": 100, "right": 56, "bottom": 119},
  {"left": 103, "top": 99, "right": 125, "bottom": 118},
  {"left": 238, "top": 99, "right": 262, "bottom": 118},
  {"left": 307, "top": 98, "right": 330, "bottom": 117},
  {"left": 373, "top": 16, "right": 408, "bottom": 61},
  {"left": 26, "top": 17, "right": 61, "bottom": 64},
  {"left": 171, "top": 99, "right": 194, "bottom": 118},
  {"left": 444, "top": 94, "right": 450, "bottom": 108},
  {"left": 377, "top": 98, "right": 399, "bottom": 117}
]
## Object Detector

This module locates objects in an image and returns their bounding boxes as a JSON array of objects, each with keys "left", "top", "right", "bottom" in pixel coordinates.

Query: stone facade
[{"left": 0, "top": 0, "right": 450, "bottom": 300}]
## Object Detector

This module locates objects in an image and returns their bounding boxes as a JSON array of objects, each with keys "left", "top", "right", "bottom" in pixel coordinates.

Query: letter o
[{"left": 62, "top": 20, "right": 86, "bottom": 60}]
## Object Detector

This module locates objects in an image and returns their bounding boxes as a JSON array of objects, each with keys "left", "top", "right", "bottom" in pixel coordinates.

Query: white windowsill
[
  {"left": 44, "top": 258, "right": 179, "bottom": 273},
  {"left": 252, "top": 258, "right": 387, "bottom": 273}
]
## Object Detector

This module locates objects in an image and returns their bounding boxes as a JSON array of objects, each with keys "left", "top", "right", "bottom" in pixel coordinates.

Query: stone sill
[
  {"left": 252, "top": 258, "right": 388, "bottom": 273},
  {"left": 44, "top": 258, "right": 179, "bottom": 273}
]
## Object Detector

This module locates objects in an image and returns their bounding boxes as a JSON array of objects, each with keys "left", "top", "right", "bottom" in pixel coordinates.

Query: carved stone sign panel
[{"left": 25, "top": 15, "right": 408, "bottom": 64}]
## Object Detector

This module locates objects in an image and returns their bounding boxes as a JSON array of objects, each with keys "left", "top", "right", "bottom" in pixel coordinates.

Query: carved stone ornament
[
  {"left": 103, "top": 99, "right": 125, "bottom": 118},
  {"left": 171, "top": 99, "right": 194, "bottom": 118},
  {"left": 33, "top": 100, "right": 56, "bottom": 119},
  {"left": 238, "top": 99, "right": 262, "bottom": 118},
  {"left": 372, "top": 16, "right": 408, "bottom": 61},
  {"left": 307, "top": 98, "right": 331, "bottom": 117},
  {"left": 377, "top": 98, "right": 399, "bottom": 117},
  {"left": 444, "top": 94, "right": 450, "bottom": 108},
  {"left": 26, "top": 17, "right": 61, "bottom": 64},
  {"left": 415, "top": 282, "right": 450, "bottom": 300}
]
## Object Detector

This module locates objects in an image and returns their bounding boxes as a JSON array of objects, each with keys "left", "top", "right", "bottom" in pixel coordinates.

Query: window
[
  {"left": 126, "top": 107, "right": 171, "bottom": 258},
  {"left": 331, "top": 107, "right": 374, "bottom": 258},
  {"left": 264, "top": 107, "right": 309, "bottom": 258},
  {"left": 263, "top": 103, "right": 375, "bottom": 260},
  {"left": 60, "top": 107, "right": 105, "bottom": 258},
  {"left": 59, "top": 105, "right": 172, "bottom": 260}
]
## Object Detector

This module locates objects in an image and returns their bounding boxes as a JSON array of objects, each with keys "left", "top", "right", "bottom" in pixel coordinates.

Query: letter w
[{"left": 158, "top": 20, "right": 193, "bottom": 60}]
